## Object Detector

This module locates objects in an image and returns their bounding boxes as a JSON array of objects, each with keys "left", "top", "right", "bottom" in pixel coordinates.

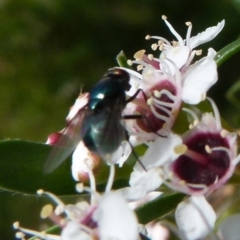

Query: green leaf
[
  {"left": 0, "top": 140, "right": 75, "bottom": 195},
  {"left": 215, "top": 38, "right": 240, "bottom": 66},
  {"left": 29, "top": 226, "right": 61, "bottom": 240},
  {"left": 135, "top": 193, "right": 185, "bottom": 224},
  {"left": 0, "top": 139, "right": 132, "bottom": 195},
  {"left": 116, "top": 51, "right": 131, "bottom": 68}
]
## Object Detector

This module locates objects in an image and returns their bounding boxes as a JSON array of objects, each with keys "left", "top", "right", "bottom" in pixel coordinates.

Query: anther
[
  {"left": 145, "top": 35, "right": 151, "bottom": 40},
  {"left": 137, "top": 65, "right": 144, "bottom": 71},
  {"left": 13, "top": 222, "right": 20, "bottom": 229},
  {"left": 153, "top": 90, "right": 161, "bottom": 98},
  {"left": 205, "top": 145, "right": 212, "bottom": 154},
  {"left": 76, "top": 183, "right": 84, "bottom": 193},
  {"left": 151, "top": 43, "right": 158, "bottom": 51},
  {"left": 134, "top": 50, "right": 145, "bottom": 60},
  {"left": 127, "top": 60, "right": 133, "bottom": 66},
  {"left": 196, "top": 49, "right": 202, "bottom": 56},
  {"left": 40, "top": 204, "right": 53, "bottom": 219},
  {"left": 162, "top": 15, "right": 167, "bottom": 20},
  {"left": 185, "top": 21, "right": 192, "bottom": 26},
  {"left": 220, "top": 129, "right": 228, "bottom": 138},
  {"left": 37, "top": 189, "right": 44, "bottom": 195},
  {"left": 15, "top": 232, "right": 25, "bottom": 239},
  {"left": 174, "top": 144, "right": 188, "bottom": 154},
  {"left": 147, "top": 98, "right": 153, "bottom": 106}
]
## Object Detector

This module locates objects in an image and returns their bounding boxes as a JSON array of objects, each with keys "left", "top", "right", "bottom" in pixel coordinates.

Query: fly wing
[
  {"left": 92, "top": 98, "right": 128, "bottom": 164},
  {"left": 44, "top": 107, "right": 87, "bottom": 173}
]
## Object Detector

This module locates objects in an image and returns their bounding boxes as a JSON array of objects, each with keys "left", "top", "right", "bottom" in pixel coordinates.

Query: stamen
[
  {"left": 149, "top": 104, "right": 169, "bottom": 121},
  {"left": 186, "top": 183, "right": 207, "bottom": 190},
  {"left": 184, "top": 149, "right": 209, "bottom": 165},
  {"left": 161, "top": 15, "right": 184, "bottom": 46},
  {"left": 182, "top": 107, "right": 199, "bottom": 123},
  {"left": 37, "top": 189, "right": 65, "bottom": 207},
  {"left": 207, "top": 97, "right": 222, "bottom": 130},
  {"left": 152, "top": 97, "right": 175, "bottom": 108},
  {"left": 105, "top": 164, "right": 115, "bottom": 192},
  {"left": 211, "top": 146, "right": 232, "bottom": 159},
  {"left": 185, "top": 21, "right": 192, "bottom": 49},
  {"left": 13, "top": 222, "right": 60, "bottom": 240},
  {"left": 153, "top": 102, "right": 172, "bottom": 115}
]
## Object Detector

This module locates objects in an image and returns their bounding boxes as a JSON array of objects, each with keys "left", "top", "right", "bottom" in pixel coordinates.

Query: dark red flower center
[
  {"left": 172, "top": 132, "right": 230, "bottom": 188},
  {"left": 136, "top": 80, "right": 177, "bottom": 133}
]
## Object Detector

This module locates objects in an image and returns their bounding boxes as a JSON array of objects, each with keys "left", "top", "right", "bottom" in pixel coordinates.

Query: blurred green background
[{"left": 1, "top": 0, "right": 240, "bottom": 238}]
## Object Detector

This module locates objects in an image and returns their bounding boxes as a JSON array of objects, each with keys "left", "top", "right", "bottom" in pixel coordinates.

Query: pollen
[
  {"left": 147, "top": 97, "right": 153, "bottom": 106},
  {"left": 179, "top": 180, "right": 186, "bottom": 186},
  {"left": 127, "top": 60, "right": 133, "bottom": 66},
  {"left": 15, "top": 232, "right": 25, "bottom": 238},
  {"left": 145, "top": 34, "right": 151, "bottom": 40},
  {"left": 174, "top": 144, "right": 187, "bottom": 154},
  {"left": 193, "top": 119, "right": 199, "bottom": 127},
  {"left": 153, "top": 90, "right": 161, "bottom": 98},
  {"left": 196, "top": 49, "right": 202, "bottom": 56},
  {"left": 40, "top": 204, "right": 53, "bottom": 219},
  {"left": 76, "top": 182, "right": 84, "bottom": 193},
  {"left": 220, "top": 129, "right": 228, "bottom": 138},
  {"left": 37, "top": 189, "right": 44, "bottom": 195},
  {"left": 151, "top": 43, "right": 158, "bottom": 51},
  {"left": 205, "top": 145, "right": 212, "bottom": 154},
  {"left": 13, "top": 222, "right": 20, "bottom": 229},
  {"left": 137, "top": 65, "right": 144, "bottom": 71},
  {"left": 159, "top": 44, "right": 165, "bottom": 51},
  {"left": 162, "top": 15, "right": 167, "bottom": 20},
  {"left": 185, "top": 21, "right": 192, "bottom": 26},
  {"left": 134, "top": 50, "right": 145, "bottom": 60}
]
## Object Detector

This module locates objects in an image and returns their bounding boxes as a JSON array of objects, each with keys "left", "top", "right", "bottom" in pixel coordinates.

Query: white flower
[
  {"left": 165, "top": 99, "right": 240, "bottom": 195},
  {"left": 93, "top": 192, "right": 139, "bottom": 240},
  {"left": 175, "top": 196, "right": 216, "bottom": 240},
  {"left": 152, "top": 15, "right": 225, "bottom": 70},
  {"left": 13, "top": 166, "right": 139, "bottom": 240},
  {"left": 121, "top": 134, "right": 182, "bottom": 201},
  {"left": 181, "top": 48, "right": 217, "bottom": 104}
]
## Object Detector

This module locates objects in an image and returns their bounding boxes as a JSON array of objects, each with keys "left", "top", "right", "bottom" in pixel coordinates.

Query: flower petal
[
  {"left": 175, "top": 196, "right": 216, "bottom": 240},
  {"left": 182, "top": 48, "right": 217, "bottom": 104},
  {"left": 140, "top": 134, "right": 182, "bottom": 169},
  {"left": 189, "top": 20, "right": 225, "bottom": 49},
  {"left": 121, "top": 168, "right": 163, "bottom": 201},
  {"left": 161, "top": 46, "right": 190, "bottom": 70},
  {"left": 94, "top": 192, "right": 139, "bottom": 240}
]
